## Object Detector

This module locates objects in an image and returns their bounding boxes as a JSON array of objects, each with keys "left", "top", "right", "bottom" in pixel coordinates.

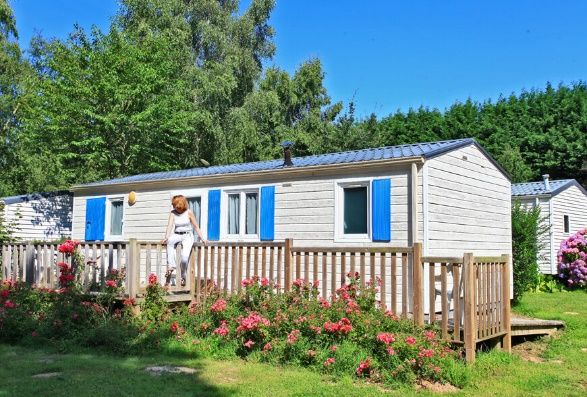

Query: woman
[{"left": 163, "top": 195, "right": 207, "bottom": 286}]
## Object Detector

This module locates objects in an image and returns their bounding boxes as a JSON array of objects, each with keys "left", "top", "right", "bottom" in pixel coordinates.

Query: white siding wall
[
  {"left": 425, "top": 144, "right": 512, "bottom": 257},
  {"left": 516, "top": 197, "right": 553, "bottom": 274},
  {"left": 551, "top": 185, "right": 587, "bottom": 261},
  {"left": 72, "top": 167, "right": 420, "bottom": 247},
  {"left": 5, "top": 195, "right": 72, "bottom": 241}
]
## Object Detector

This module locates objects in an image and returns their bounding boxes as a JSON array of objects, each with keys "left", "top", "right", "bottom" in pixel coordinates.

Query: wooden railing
[{"left": 1, "top": 239, "right": 510, "bottom": 363}]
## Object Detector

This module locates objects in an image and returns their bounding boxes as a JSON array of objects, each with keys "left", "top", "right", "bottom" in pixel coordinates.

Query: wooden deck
[
  {"left": 510, "top": 316, "right": 565, "bottom": 337},
  {"left": 2, "top": 239, "right": 512, "bottom": 363}
]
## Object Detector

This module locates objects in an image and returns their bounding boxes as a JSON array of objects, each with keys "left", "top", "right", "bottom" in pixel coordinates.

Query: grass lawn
[{"left": 1, "top": 290, "right": 586, "bottom": 397}]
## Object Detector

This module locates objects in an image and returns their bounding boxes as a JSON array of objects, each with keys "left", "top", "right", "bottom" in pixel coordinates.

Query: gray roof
[
  {"left": 1, "top": 191, "right": 72, "bottom": 205},
  {"left": 77, "top": 138, "right": 499, "bottom": 188},
  {"left": 511, "top": 179, "right": 583, "bottom": 197}
]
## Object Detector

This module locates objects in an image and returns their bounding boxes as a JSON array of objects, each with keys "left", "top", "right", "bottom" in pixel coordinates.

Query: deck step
[{"left": 510, "top": 317, "right": 565, "bottom": 337}]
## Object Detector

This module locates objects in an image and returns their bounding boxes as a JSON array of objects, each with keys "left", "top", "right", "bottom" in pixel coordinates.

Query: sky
[{"left": 10, "top": 0, "right": 587, "bottom": 118}]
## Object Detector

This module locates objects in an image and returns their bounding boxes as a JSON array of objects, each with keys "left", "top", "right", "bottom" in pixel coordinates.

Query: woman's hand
[
  {"left": 202, "top": 239, "right": 209, "bottom": 246},
  {"left": 162, "top": 237, "right": 168, "bottom": 244}
]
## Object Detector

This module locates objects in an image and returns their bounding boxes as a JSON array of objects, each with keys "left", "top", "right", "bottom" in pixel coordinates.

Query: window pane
[
  {"left": 564, "top": 215, "right": 570, "bottom": 233},
  {"left": 188, "top": 197, "right": 201, "bottom": 226},
  {"left": 110, "top": 201, "right": 124, "bottom": 236},
  {"left": 245, "top": 193, "right": 258, "bottom": 234},
  {"left": 344, "top": 187, "right": 367, "bottom": 234},
  {"left": 228, "top": 194, "right": 240, "bottom": 234}
]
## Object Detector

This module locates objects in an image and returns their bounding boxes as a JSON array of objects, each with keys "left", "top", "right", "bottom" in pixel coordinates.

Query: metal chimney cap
[{"left": 281, "top": 141, "right": 294, "bottom": 149}]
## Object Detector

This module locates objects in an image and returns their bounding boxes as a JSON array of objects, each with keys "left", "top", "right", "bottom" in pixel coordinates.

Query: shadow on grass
[{"left": 0, "top": 344, "right": 236, "bottom": 397}]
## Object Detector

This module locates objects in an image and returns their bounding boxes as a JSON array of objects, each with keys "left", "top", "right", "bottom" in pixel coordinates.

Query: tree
[{"left": 0, "top": 0, "right": 24, "bottom": 195}]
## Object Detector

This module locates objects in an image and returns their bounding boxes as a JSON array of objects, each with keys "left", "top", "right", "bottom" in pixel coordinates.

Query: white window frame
[
  {"left": 170, "top": 188, "right": 208, "bottom": 238},
  {"left": 334, "top": 178, "right": 372, "bottom": 243},
  {"left": 221, "top": 187, "right": 260, "bottom": 241},
  {"left": 105, "top": 196, "right": 125, "bottom": 241}
]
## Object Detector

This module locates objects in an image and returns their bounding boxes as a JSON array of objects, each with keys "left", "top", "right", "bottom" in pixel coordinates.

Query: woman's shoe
[{"left": 165, "top": 268, "right": 175, "bottom": 286}]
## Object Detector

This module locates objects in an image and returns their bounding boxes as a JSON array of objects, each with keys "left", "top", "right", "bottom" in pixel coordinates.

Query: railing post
[
  {"left": 25, "top": 244, "right": 35, "bottom": 285},
  {"left": 412, "top": 242, "right": 424, "bottom": 326},
  {"left": 463, "top": 252, "right": 477, "bottom": 364},
  {"left": 189, "top": 244, "right": 197, "bottom": 298},
  {"left": 127, "top": 239, "right": 139, "bottom": 299},
  {"left": 501, "top": 254, "right": 512, "bottom": 353},
  {"left": 284, "top": 238, "right": 293, "bottom": 292}
]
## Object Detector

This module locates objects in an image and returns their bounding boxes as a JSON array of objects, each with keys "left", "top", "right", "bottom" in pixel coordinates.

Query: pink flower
[
  {"left": 261, "top": 278, "right": 269, "bottom": 287},
  {"left": 386, "top": 346, "right": 396, "bottom": 355},
  {"left": 377, "top": 332, "right": 396, "bottom": 345},
  {"left": 330, "top": 345, "right": 338, "bottom": 352},
  {"left": 319, "top": 298, "right": 331, "bottom": 308},
  {"left": 148, "top": 273, "right": 158, "bottom": 285},
  {"left": 57, "top": 240, "right": 78, "bottom": 255},
  {"left": 287, "top": 329, "right": 300, "bottom": 344},
  {"left": 263, "top": 343, "right": 272, "bottom": 351},
  {"left": 3, "top": 300, "right": 15, "bottom": 309},
  {"left": 236, "top": 312, "right": 270, "bottom": 333},
  {"left": 324, "top": 357, "right": 335, "bottom": 367},
  {"left": 0, "top": 290, "right": 9, "bottom": 299},
  {"left": 418, "top": 348, "right": 434, "bottom": 358},
  {"left": 244, "top": 339, "right": 255, "bottom": 349},
  {"left": 106, "top": 280, "right": 117, "bottom": 288},
  {"left": 210, "top": 298, "right": 227, "bottom": 313},
  {"left": 213, "top": 321, "right": 230, "bottom": 337},
  {"left": 355, "top": 358, "right": 372, "bottom": 377},
  {"left": 405, "top": 336, "right": 417, "bottom": 345},
  {"left": 424, "top": 330, "right": 436, "bottom": 341},
  {"left": 31, "top": 331, "right": 38, "bottom": 337},
  {"left": 170, "top": 321, "right": 179, "bottom": 333}
]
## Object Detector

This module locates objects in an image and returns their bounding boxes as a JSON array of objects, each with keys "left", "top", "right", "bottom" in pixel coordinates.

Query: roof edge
[
  {"left": 71, "top": 156, "right": 425, "bottom": 193},
  {"left": 551, "top": 179, "right": 587, "bottom": 197},
  {"left": 424, "top": 138, "right": 512, "bottom": 181}
]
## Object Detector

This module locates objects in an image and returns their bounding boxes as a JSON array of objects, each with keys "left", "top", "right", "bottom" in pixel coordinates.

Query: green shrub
[{"left": 511, "top": 201, "right": 548, "bottom": 303}]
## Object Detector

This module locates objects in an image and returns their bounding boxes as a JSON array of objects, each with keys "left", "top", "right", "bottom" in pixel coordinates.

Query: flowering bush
[
  {"left": 0, "top": 271, "right": 468, "bottom": 388},
  {"left": 557, "top": 229, "right": 587, "bottom": 288}
]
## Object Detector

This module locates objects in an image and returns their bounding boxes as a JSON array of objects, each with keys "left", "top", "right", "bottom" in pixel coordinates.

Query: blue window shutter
[
  {"left": 260, "top": 186, "right": 275, "bottom": 241},
  {"left": 207, "top": 190, "right": 221, "bottom": 241},
  {"left": 372, "top": 179, "right": 391, "bottom": 242},
  {"left": 84, "top": 197, "right": 106, "bottom": 241}
]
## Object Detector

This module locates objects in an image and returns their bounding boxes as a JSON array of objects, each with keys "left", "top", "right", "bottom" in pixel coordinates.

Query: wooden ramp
[{"left": 510, "top": 316, "right": 565, "bottom": 337}]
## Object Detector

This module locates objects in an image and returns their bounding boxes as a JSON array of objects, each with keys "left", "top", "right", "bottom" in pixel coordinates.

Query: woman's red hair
[{"left": 172, "top": 195, "right": 188, "bottom": 214}]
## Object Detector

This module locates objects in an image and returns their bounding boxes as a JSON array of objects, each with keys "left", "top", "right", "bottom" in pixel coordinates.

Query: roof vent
[
  {"left": 281, "top": 141, "right": 294, "bottom": 167},
  {"left": 542, "top": 174, "right": 550, "bottom": 191}
]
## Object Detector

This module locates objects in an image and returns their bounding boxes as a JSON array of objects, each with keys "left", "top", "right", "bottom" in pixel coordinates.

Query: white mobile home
[
  {"left": 70, "top": 138, "right": 512, "bottom": 259},
  {"left": 512, "top": 176, "right": 587, "bottom": 274},
  {"left": 1, "top": 191, "right": 73, "bottom": 242}
]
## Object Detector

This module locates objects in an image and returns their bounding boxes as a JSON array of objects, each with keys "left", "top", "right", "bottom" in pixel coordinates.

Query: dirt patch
[
  {"left": 513, "top": 338, "right": 548, "bottom": 363},
  {"left": 512, "top": 334, "right": 565, "bottom": 364},
  {"left": 144, "top": 365, "right": 199, "bottom": 376},
  {"left": 417, "top": 380, "right": 459, "bottom": 393},
  {"left": 32, "top": 372, "right": 62, "bottom": 379}
]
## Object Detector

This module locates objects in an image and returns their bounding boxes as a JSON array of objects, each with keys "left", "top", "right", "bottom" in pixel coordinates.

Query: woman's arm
[
  {"left": 162, "top": 212, "right": 173, "bottom": 243},
  {"left": 188, "top": 210, "right": 207, "bottom": 244}
]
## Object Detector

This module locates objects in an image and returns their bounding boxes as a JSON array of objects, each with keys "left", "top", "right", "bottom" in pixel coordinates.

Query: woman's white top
[{"left": 173, "top": 210, "right": 192, "bottom": 233}]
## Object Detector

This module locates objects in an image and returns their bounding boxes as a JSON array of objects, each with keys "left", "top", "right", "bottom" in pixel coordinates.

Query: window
[
  {"left": 564, "top": 215, "right": 570, "bottom": 234},
  {"left": 187, "top": 196, "right": 201, "bottom": 226},
  {"left": 344, "top": 186, "right": 368, "bottom": 234},
  {"left": 225, "top": 190, "right": 259, "bottom": 237},
  {"left": 335, "top": 181, "right": 371, "bottom": 242},
  {"left": 109, "top": 199, "right": 124, "bottom": 237}
]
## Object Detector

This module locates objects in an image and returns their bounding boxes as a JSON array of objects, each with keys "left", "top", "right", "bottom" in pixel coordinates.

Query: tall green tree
[{"left": 0, "top": 0, "right": 24, "bottom": 195}]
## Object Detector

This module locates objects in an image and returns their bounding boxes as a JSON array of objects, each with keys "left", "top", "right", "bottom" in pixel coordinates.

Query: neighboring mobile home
[
  {"left": 512, "top": 176, "right": 587, "bottom": 274},
  {"left": 1, "top": 191, "right": 73, "bottom": 241},
  {"left": 70, "top": 138, "right": 512, "bottom": 259}
]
